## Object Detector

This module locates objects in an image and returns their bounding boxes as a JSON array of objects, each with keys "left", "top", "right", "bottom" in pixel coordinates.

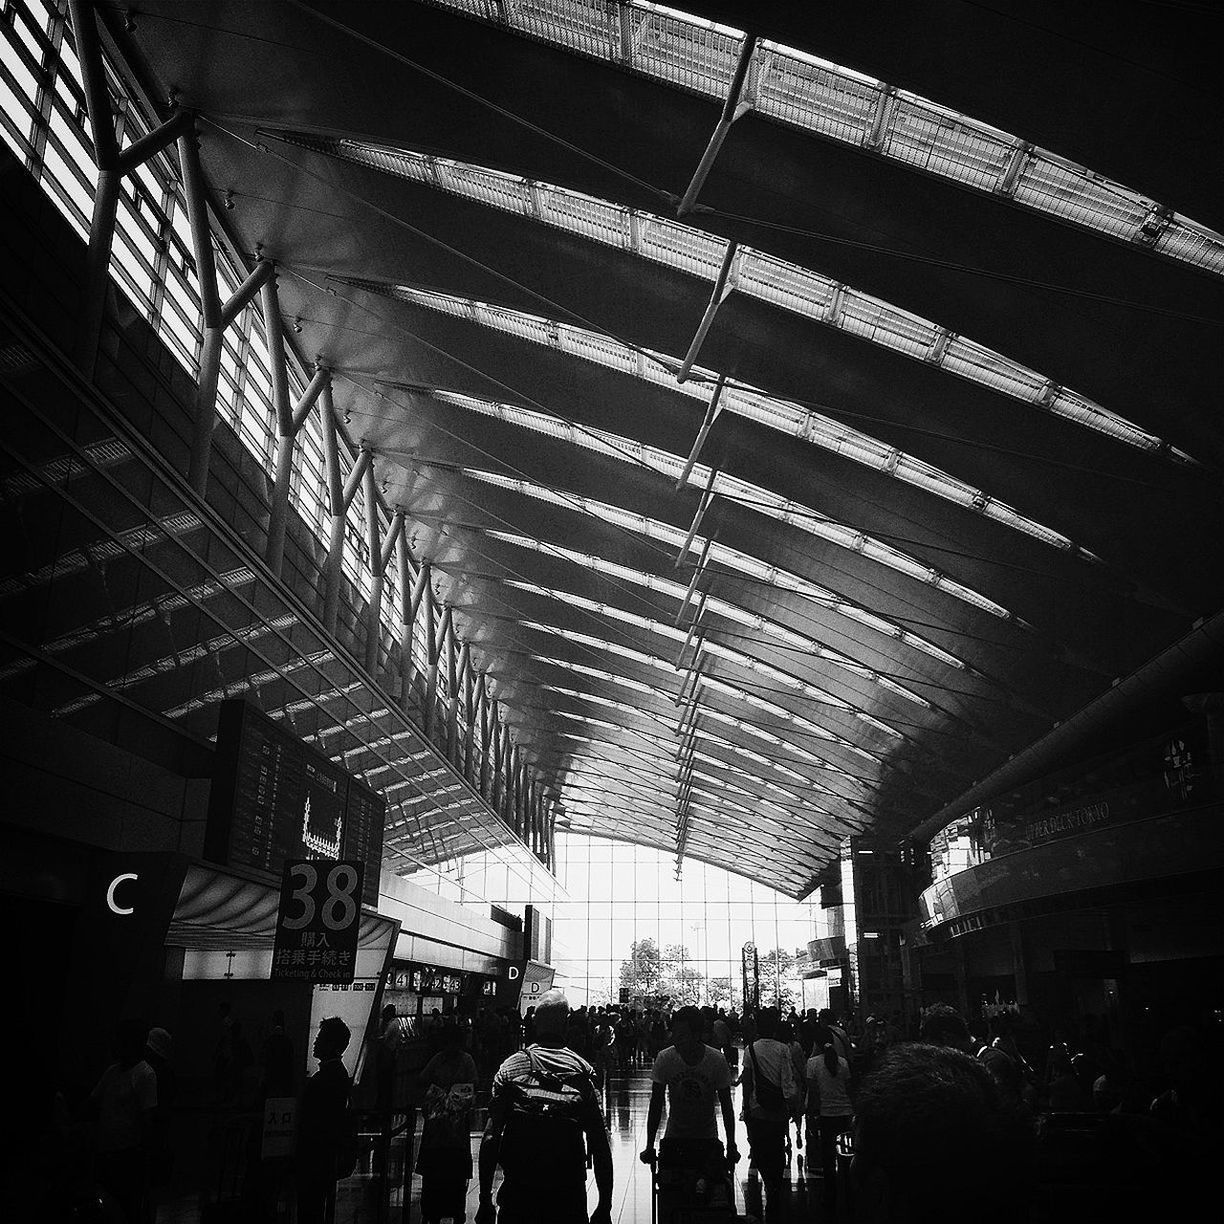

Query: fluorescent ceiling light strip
[
  {"left": 419, "top": 0, "right": 1224, "bottom": 279},
  {"left": 326, "top": 141, "right": 1188, "bottom": 460},
  {"left": 520, "top": 615, "right": 920, "bottom": 737},
  {"left": 531, "top": 649, "right": 878, "bottom": 763},
  {"left": 563, "top": 755, "right": 838, "bottom": 828},
  {"left": 490, "top": 526, "right": 960, "bottom": 675},
  {"left": 392, "top": 285, "right": 1091, "bottom": 565},
  {"left": 437, "top": 389, "right": 1001, "bottom": 637},
  {"left": 551, "top": 730, "right": 863, "bottom": 817},
  {"left": 510, "top": 583, "right": 902, "bottom": 751},
  {"left": 474, "top": 469, "right": 977, "bottom": 670},
  {"left": 538, "top": 675, "right": 857, "bottom": 793}
]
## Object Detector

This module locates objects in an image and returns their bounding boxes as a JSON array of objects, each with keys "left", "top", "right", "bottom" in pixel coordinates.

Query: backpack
[{"left": 499, "top": 1048, "right": 595, "bottom": 1183}]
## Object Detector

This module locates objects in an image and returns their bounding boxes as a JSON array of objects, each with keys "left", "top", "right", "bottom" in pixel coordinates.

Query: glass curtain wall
[{"left": 542, "top": 833, "right": 822, "bottom": 1011}]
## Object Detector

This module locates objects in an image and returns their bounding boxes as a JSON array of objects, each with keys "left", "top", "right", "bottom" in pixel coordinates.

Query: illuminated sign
[
  {"left": 206, "top": 700, "right": 384, "bottom": 907},
  {"left": 271, "top": 859, "right": 365, "bottom": 984},
  {"left": 106, "top": 872, "right": 139, "bottom": 915}
]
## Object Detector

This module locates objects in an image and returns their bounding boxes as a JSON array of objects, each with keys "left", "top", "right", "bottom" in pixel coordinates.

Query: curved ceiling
[{"left": 117, "top": 0, "right": 1224, "bottom": 896}]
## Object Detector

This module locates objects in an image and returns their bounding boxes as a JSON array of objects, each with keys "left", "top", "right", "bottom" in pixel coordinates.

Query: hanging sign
[{"left": 271, "top": 859, "right": 364, "bottom": 984}]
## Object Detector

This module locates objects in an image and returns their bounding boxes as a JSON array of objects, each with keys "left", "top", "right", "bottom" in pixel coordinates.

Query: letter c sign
[{"left": 106, "top": 872, "right": 139, "bottom": 915}]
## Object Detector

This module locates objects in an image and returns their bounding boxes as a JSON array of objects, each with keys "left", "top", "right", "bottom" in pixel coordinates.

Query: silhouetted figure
[
  {"left": 741, "top": 1007, "right": 802, "bottom": 1219},
  {"left": 418, "top": 1023, "right": 478, "bottom": 1224},
  {"left": 295, "top": 1017, "right": 353, "bottom": 1224},
  {"left": 91, "top": 1017, "right": 156, "bottom": 1224},
  {"left": 477, "top": 989, "right": 612, "bottom": 1224},
  {"left": 918, "top": 1004, "right": 974, "bottom": 1054},
  {"left": 640, "top": 1005, "right": 739, "bottom": 1184},
  {"left": 144, "top": 1027, "right": 176, "bottom": 1196},
  {"left": 260, "top": 1009, "right": 295, "bottom": 1097},
  {"left": 805, "top": 1036, "right": 853, "bottom": 1209},
  {"left": 852, "top": 1043, "right": 1035, "bottom": 1224}
]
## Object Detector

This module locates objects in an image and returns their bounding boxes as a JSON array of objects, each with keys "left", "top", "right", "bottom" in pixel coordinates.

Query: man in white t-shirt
[{"left": 641, "top": 1006, "right": 739, "bottom": 1174}]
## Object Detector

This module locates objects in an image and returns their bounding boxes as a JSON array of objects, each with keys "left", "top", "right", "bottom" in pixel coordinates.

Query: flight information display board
[{"left": 205, "top": 700, "right": 385, "bottom": 908}]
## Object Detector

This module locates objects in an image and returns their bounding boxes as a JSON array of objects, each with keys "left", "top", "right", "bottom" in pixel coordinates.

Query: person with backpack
[
  {"left": 476, "top": 989, "right": 612, "bottom": 1224},
  {"left": 295, "top": 1016, "right": 356, "bottom": 1224},
  {"left": 741, "top": 1007, "right": 803, "bottom": 1213}
]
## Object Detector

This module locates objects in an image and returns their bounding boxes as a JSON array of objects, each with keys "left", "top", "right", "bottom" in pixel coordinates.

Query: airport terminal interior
[{"left": 2, "top": 1, "right": 1222, "bottom": 1221}]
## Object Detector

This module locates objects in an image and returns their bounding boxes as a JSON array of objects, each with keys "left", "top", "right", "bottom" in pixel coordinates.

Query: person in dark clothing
[
  {"left": 260, "top": 1009, "right": 295, "bottom": 1097},
  {"left": 144, "top": 1027, "right": 177, "bottom": 1196},
  {"left": 295, "top": 1016, "right": 353, "bottom": 1224},
  {"left": 918, "top": 1004, "right": 974, "bottom": 1054},
  {"left": 91, "top": 1017, "right": 157, "bottom": 1224},
  {"left": 477, "top": 989, "right": 612, "bottom": 1224},
  {"left": 851, "top": 1043, "right": 1035, "bottom": 1224}
]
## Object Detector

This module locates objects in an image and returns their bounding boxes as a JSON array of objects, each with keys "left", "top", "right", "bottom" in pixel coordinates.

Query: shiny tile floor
[
  {"left": 405, "top": 1069, "right": 840, "bottom": 1224},
  {"left": 157, "top": 1069, "right": 839, "bottom": 1222}
]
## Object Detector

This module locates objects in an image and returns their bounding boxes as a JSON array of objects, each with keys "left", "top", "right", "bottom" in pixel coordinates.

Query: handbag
[{"left": 748, "top": 1040, "right": 786, "bottom": 1111}]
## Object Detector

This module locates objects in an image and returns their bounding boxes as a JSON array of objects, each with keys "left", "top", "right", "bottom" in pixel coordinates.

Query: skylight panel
[
  {"left": 505, "top": 0, "right": 620, "bottom": 61},
  {"left": 638, "top": 216, "right": 728, "bottom": 277},
  {"left": 1156, "top": 215, "right": 1224, "bottom": 276},
  {"left": 884, "top": 96, "right": 1012, "bottom": 191},
  {"left": 436, "top": 158, "right": 533, "bottom": 213},
  {"left": 332, "top": 140, "right": 1187, "bottom": 458},
  {"left": 536, "top": 184, "right": 626, "bottom": 243},
  {"left": 941, "top": 337, "right": 1050, "bottom": 401},
  {"left": 500, "top": 534, "right": 941, "bottom": 701},
  {"left": 556, "top": 324, "right": 639, "bottom": 372},
  {"left": 755, "top": 44, "right": 880, "bottom": 143},
  {"left": 631, "top": 1, "right": 740, "bottom": 99},
  {"left": 839, "top": 290, "right": 938, "bottom": 359},
  {"left": 419, "top": 1, "right": 1224, "bottom": 275},
  {"left": 737, "top": 250, "right": 836, "bottom": 319}
]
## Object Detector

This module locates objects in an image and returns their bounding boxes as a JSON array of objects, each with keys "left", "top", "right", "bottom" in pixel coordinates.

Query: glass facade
[{"left": 535, "top": 833, "right": 825, "bottom": 1009}]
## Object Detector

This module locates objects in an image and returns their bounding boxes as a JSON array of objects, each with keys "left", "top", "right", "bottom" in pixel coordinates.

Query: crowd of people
[{"left": 26, "top": 991, "right": 1221, "bottom": 1223}]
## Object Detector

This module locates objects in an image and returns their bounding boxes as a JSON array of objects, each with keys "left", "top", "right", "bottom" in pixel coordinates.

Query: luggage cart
[{"left": 647, "top": 1144, "right": 758, "bottom": 1224}]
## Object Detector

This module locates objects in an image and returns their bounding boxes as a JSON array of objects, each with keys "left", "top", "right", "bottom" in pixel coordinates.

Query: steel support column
[
  {"left": 262, "top": 269, "right": 329, "bottom": 577},
  {"left": 68, "top": 0, "right": 119, "bottom": 379},
  {"left": 461, "top": 642, "right": 475, "bottom": 780},
  {"left": 676, "top": 34, "right": 758, "bottom": 217},
  {"left": 478, "top": 677, "right": 492, "bottom": 799},
  {"left": 177, "top": 119, "right": 222, "bottom": 496},
  {"left": 321, "top": 396, "right": 372, "bottom": 635},
  {"left": 396, "top": 528, "right": 416, "bottom": 715},
  {"left": 422, "top": 566, "right": 438, "bottom": 742},
  {"left": 445, "top": 615, "right": 460, "bottom": 763}
]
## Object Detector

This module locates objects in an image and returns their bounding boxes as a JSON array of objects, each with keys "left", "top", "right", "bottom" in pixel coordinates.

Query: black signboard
[
  {"left": 205, "top": 700, "right": 385, "bottom": 908},
  {"left": 271, "top": 859, "right": 364, "bottom": 983}
]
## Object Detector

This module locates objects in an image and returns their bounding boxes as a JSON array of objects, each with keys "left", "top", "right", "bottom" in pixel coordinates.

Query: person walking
[
  {"left": 476, "top": 989, "right": 612, "bottom": 1224},
  {"left": 417, "top": 1023, "right": 478, "bottom": 1224},
  {"left": 805, "top": 1035, "right": 854, "bottom": 1209},
  {"left": 740, "top": 1008, "right": 802, "bottom": 1217},
  {"left": 640, "top": 1005, "right": 739, "bottom": 1187}
]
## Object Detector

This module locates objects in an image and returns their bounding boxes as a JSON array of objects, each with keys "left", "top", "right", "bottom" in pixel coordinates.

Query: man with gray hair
[{"left": 477, "top": 989, "right": 613, "bottom": 1224}]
